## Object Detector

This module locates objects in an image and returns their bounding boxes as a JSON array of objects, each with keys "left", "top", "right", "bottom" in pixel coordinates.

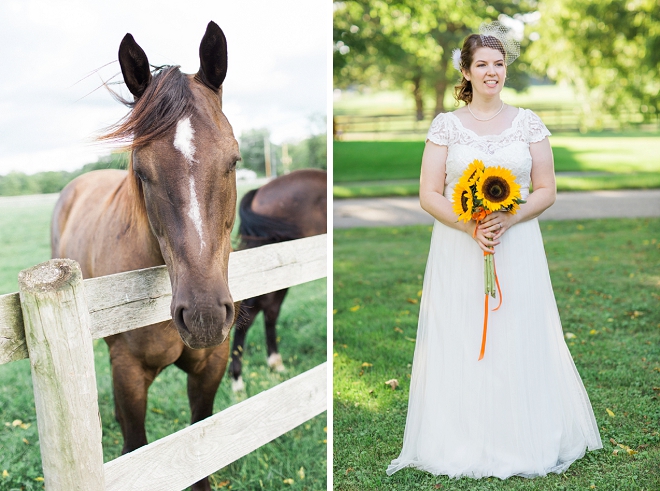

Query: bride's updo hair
[{"left": 454, "top": 34, "right": 507, "bottom": 105}]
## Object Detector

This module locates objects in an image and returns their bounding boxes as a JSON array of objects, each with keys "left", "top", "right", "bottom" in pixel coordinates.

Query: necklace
[{"left": 468, "top": 102, "right": 504, "bottom": 122}]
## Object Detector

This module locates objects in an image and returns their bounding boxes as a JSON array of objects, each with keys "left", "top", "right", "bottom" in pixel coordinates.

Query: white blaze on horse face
[
  {"left": 174, "top": 117, "right": 196, "bottom": 161},
  {"left": 174, "top": 117, "right": 205, "bottom": 251}
]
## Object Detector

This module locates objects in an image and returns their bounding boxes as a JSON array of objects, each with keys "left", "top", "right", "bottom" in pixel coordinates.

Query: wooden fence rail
[
  {"left": 0, "top": 234, "right": 327, "bottom": 364},
  {"left": 0, "top": 234, "right": 328, "bottom": 491},
  {"left": 333, "top": 106, "right": 660, "bottom": 140}
]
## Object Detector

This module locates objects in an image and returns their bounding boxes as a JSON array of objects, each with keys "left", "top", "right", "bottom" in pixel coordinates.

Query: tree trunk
[
  {"left": 412, "top": 74, "right": 424, "bottom": 121},
  {"left": 434, "top": 78, "right": 449, "bottom": 115}
]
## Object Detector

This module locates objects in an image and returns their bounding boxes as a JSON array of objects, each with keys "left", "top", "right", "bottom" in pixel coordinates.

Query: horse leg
[
  {"left": 109, "top": 347, "right": 158, "bottom": 454},
  {"left": 176, "top": 342, "right": 230, "bottom": 491},
  {"left": 229, "top": 298, "right": 260, "bottom": 392},
  {"left": 264, "top": 288, "right": 288, "bottom": 372}
]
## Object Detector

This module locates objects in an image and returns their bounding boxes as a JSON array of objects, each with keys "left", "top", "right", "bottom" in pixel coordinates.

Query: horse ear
[
  {"left": 197, "top": 21, "right": 228, "bottom": 91},
  {"left": 118, "top": 33, "right": 152, "bottom": 99}
]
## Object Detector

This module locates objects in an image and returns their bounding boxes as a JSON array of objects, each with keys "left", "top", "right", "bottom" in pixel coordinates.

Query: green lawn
[
  {"left": 333, "top": 134, "right": 660, "bottom": 198},
  {"left": 0, "top": 192, "right": 327, "bottom": 491},
  {"left": 333, "top": 219, "right": 660, "bottom": 490}
]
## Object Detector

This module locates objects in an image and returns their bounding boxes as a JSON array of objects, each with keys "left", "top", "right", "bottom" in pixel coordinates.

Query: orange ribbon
[
  {"left": 471, "top": 208, "right": 492, "bottom": 238},
  {"left": 478, "top": 251, "right": 503, "bottom": 361}
]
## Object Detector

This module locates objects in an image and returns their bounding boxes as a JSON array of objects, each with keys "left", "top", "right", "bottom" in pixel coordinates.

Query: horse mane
[
  {"left": 99, "top": 66, "right": 195, "bottom": 224},
  {"left": 238, "top": 189, "right": 302, "bottom": 250}
]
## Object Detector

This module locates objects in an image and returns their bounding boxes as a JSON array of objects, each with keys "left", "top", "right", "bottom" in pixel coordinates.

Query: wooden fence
[
  {"left": 0, "top": 234, "right": 327, "bottom": 490},
  {"left": 333, "top": 106, "right": 660, "bottom": 140}
]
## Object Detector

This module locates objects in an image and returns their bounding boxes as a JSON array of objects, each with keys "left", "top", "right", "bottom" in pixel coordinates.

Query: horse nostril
[
  {"left": 174, "top": 306, "right": 189, "bottom": 333},
  {"left": 223, "top": 301, "right": 235, "bottom": 328}
]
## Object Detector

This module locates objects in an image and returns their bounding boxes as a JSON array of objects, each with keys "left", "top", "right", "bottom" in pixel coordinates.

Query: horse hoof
[
  {"left": 267, "top": 353, "right": 286, "bottom": 372},
  {"left": 232, "top": 376, "right": 245, "bottom": 393}
]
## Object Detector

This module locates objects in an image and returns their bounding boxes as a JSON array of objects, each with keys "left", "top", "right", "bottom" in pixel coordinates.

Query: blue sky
[{"left": 0, "top": 0, "right": 328, "bottom": 174}]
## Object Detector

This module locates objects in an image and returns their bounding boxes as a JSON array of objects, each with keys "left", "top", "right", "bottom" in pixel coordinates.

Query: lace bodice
[{"left": 426, "top": 108, "right": 550, "bottom": 201}]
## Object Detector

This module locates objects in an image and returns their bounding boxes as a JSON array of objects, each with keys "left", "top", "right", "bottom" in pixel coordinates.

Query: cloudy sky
[{"left": 0, "top": 1, "right": 328, "bottom": 175}]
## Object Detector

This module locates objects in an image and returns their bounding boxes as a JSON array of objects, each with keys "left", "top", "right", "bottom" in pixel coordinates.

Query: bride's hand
[
  {"left": 479, "top": 211, "right": 518, "bottom": 241},
  {"left": 469, "top": 221, "right": 499, "bottom": 253}
]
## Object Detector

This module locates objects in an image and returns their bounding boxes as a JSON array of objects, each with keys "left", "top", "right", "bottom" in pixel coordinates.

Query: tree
[
  {"left": 334, "top": 0, "right": 535, "bottom": 118},
  {"left": 239, "top": 128, "right": 271, "bottom": 175},
  {"left": 529, "top": 0, "right": 660, "bottom": 129}
]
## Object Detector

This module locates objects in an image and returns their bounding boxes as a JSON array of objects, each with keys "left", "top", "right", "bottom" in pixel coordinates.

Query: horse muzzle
[{"left": 171, "top": 288, "right": 234, "bottom": 349}]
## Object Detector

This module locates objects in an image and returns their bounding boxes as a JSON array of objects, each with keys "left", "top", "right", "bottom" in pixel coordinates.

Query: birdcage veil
[
  {"left": 452, "top": 21, "right": 520, "bottom": 70},
  {"left": 479, "top": 21, "right": 520, "bottom": 65}
]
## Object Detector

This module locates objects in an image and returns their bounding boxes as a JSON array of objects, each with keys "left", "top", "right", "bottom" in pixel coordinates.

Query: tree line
[
  {"left": 334, "top": 0, "right": 659, "bottom": 129},
  {"left": 0, "top": 129, "right": 327, "bottom": 197}
]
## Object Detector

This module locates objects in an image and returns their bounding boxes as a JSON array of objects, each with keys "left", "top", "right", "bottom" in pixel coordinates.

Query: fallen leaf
[
  {"left": 612, "top": 449, "right": 619, "bottom": 455},
  {"left": 283, "top": 478, "right": 294, "bottom": 484},
  {"left": 589, "top": 329, "right": 598, "bottom": 335},
  {"left": 332, "top": 309, "right": 337, "bottom": 315},
  {"left": 405, "top": 336, "right": 416, "bottom": 342},
  {"left": 565, "top": 332, "right": 576, "bottom": 339},
  {"left": 298, "top": 467, "right": 305, "bottom": 480},
  {"left": 417, "top": 290, "right": 423, "bottom": 297},
  {"left": 394, "top": 327, "right": 403, "bottom": 333},
  {"left": 609, "top": 438, "right": 618, "bottom": 445},
  {"left": 22, "top": 438, "right": 29, "bottom": 445},
  {"left": 606, "top": 408, "right": 615, "bottom": 417},
  {"left": 349, "top": 305, "right": 360, "bottom": 312},
  {"left": 385, "top": 379, "right": 399, "bottom": 390},
  {"left": 361, "top": 362, "right": 373, "bottom": 368},
  {"left": 150, "top": 408, "right": 163, "bottom": 414},
  {"left": 11, "top": 420, "right": 22, "bottom": 427},
  {"left": 2, "top": 470, "right": 7, "bottom": 478},
  {"left": 217, "top": 481, "right": 230, "bottom": 488},
  {"left": 34, "top": 477, "right": 44, "bottom": 482},
  {"left": 406, "top": 298, "right": 418, "bottom": 304},
  {"left": 345, "top": 467, "right": 353, "bottom": 475}
]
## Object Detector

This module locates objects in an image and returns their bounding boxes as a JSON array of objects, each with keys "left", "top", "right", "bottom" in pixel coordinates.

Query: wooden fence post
[{"left": 18, "top": 259, "right": 105, "bottom": 490}]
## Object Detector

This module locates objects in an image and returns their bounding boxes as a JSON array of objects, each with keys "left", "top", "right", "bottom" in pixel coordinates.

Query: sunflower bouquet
[{"left": 451, "top": 159, "right": 525, "bottom": 360}]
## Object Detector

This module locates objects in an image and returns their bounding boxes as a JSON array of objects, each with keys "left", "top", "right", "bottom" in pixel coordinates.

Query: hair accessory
[
  {"left": 479, "top": 21, "right": 520, "bottom": 66},
  {"left": 452, "top": 48, "right": 462, "bottom": 71}
]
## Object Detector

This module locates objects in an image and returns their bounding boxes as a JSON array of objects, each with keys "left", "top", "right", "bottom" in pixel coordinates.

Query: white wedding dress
[{"left": 387, "top": 108, "right": 602, "bottom": 479}]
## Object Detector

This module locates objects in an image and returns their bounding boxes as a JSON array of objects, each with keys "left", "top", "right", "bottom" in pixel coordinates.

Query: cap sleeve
[
  {"left": 426, "top": 113, "right": 450, "bottom": 146},
  {"left": 525, "top": 109, "right": 551, "bottom": 143}
]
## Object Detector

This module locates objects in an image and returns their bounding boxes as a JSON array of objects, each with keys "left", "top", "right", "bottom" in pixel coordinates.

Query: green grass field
[
  {"left": 333, "top": 86, "right": 660, "bottom": 198},
  {"left": 0, "top": 191, "right": 327, "bottom": 491},
  {"left": 333, "top": 219, "right": 660, "bottom": 490},
  {"left": 333, "top": 134, "right": 660, "bottom": 198}
]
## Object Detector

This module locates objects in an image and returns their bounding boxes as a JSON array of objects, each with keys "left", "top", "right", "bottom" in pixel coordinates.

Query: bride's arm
[
  {"left": 481, "top": 137, "right": 556, "bottom": 240},
  {"left": 419, "top": 141, "right": 496, "bottom": 253},
  {"left": 517, "top": 137, "right": 557, "bottom": 221}
]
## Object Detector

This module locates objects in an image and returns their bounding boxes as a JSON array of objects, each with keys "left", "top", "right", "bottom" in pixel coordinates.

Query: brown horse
[
  {"left": 229, "top": 169, "right": 326, "bottom": 392},
  {"left": 52, "top": 22, "right": 237, "bottom": 491}
]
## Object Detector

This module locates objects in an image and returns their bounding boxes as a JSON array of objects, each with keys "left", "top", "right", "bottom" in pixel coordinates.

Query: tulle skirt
[{"left": 387, "top": 219, "right": 602, "bottom": 479}]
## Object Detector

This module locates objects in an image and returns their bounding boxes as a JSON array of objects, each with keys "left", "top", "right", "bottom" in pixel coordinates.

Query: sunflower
[
  {"left": 464, "top": 159, "right": 485, "bottom": 185},
  {"left": 476, "top": 166, "right": 521, "bottom": 211},
  {"left": 452, "top": 180, "right": 474, "bottom": 222}
]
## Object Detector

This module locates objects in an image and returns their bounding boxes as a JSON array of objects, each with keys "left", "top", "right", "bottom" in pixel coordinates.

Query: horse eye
[{"left": 133, "top": 169, "right": 148, "bottom": 182}]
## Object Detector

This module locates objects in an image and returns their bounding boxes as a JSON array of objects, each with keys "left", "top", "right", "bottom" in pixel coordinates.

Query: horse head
[{"left": 114, "top": 22, "right": 238, "bottom": 349}]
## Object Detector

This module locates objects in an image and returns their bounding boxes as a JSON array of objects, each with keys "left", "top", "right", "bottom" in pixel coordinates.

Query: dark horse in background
[
  {"left": 229, "top": 169, "right": 326, "bottom": 392},
  {"left": 52, "top": 22, "right": 236, "bottom": 491}
]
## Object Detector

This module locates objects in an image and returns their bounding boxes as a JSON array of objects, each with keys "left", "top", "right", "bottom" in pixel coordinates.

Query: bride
[{"left": 387, "top": 23, "right": 602, "bottom": 479}]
